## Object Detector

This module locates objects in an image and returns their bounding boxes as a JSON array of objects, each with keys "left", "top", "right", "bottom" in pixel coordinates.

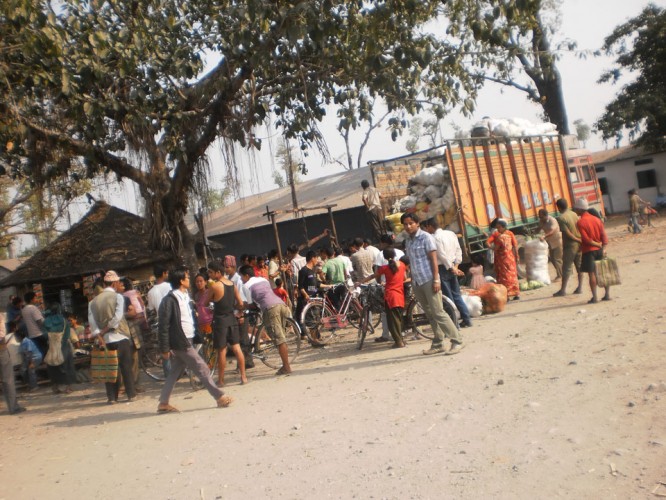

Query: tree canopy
[
  {"left": 443, "top": 0, "right": 572, "bottom": 134},
  {"left": 0, "top": 0, "right": 477, "bottom": 262},
  {"left": 595, "top": 4, "right": 666, "bottom": 150}
]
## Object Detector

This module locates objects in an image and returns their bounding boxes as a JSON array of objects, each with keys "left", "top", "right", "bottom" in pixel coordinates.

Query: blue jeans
[
  {"left": 21, "top": 357, "right": 38, "bottom": 389},
  {"left": 438, "top": 266, "right": 471, "bottom": 325},
  {"left": 630, "top": 214, "right": 642, "bottom": 234}
]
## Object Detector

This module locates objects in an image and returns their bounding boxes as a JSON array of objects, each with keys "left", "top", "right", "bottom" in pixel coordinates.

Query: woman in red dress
[{"left": 487, "top": 219, "right": 520, "bottom": 299}]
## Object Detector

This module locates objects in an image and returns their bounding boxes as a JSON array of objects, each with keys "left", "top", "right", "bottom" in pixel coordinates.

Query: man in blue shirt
[{"left": 401, "top": 213, "right": 464, "bottom": 355}]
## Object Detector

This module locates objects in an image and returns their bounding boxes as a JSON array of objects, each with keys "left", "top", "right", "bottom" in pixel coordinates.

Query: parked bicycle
[
  {"left": 300, "top": 283, "right": 374, "bottom": 346},
  {"left": 245, "top": 309, "right": 302, "bottom": 369},
  {"left": 356, "top": 282, "right": 459, "bottom": 350}
]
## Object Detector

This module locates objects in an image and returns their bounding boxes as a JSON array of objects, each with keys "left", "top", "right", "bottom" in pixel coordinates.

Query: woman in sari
[{"left": 487, "top": 219, "right": 520, "bottom": 300}]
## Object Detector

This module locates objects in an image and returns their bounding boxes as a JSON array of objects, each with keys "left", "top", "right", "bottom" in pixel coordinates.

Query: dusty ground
[{"left": 1, "top": 216, "right": 665, "bottom": 500}]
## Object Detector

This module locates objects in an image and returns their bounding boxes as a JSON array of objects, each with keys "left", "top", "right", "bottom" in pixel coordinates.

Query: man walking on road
[
  {"left": 401, "top": 213, "right": 464, "bottom": 355},
  {"left": 157, "top": 268, "right": 232, "bottom": 413},
  {"left": 553, "top": 198, "right": 583, "bottom": 297}
]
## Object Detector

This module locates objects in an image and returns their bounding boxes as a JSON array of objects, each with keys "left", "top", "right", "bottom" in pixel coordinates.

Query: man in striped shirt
[{"left": 401, "top": 213, "right": 464, "bottom": 355}]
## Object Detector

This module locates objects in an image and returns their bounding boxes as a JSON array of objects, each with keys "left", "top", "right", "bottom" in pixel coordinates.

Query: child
[
  {"left": 273, "top": 278, "right": 292, "bottom": 309},
  {"left": 374, "top": 248, "right": 407, "bottom": 349},
  {"left": 15, "top": 323, "right": 42, "bottom": 390},
  {"left": 468, "top": 255, "right": 486, "bottom": 290}
]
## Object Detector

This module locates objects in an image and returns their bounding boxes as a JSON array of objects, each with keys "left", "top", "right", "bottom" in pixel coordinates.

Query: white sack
[
  {"left": 462, "top": 294, "right": 483, "bottom": 318},
  {"left": 524, "top": 239, "right": 551, "bottom": 285}
]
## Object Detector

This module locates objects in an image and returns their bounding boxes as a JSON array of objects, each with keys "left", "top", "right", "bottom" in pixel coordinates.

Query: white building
[{"left": 591, "top": 146, "right": 666, "bottom": 214}]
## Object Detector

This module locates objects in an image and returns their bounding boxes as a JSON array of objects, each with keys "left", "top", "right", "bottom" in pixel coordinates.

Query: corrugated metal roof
[
  {"left": 589, "top": 145, "right": 660, "bottom": 165},
  {"left": 204, "top": 167, "right": 372, "bottom": 236}
]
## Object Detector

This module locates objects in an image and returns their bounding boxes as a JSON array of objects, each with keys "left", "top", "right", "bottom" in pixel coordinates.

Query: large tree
[
  {"left": 444, "top": 0, "right": 572, "bottom": 133},
  {"left": 0, "top": 0, "right": 475, "bottom": 266},
  {"left": 595, "top": 4, "right": 666, "bottom": 150}
]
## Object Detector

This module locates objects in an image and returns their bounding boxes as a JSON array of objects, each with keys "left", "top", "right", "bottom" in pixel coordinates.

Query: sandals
[
  {"left": 157, "top": 404, "right": 180, "bottom": 413},
  {"left": 275, "top": 366, "right": 292, "bottom": 376},
  {"left": 217, "top": 395, "right": 233, "bottom": 408}
]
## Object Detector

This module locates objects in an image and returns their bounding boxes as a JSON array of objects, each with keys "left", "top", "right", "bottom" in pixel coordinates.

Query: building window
[
  {"left": 595, "top": 165, "right": 605, "bottom": 173},
  {"left": 636, "top": 169, "right": 657, "bottom": 189},
  {"left": 634, "top": 158, "right": 654, "bottom": 166},
  {"left": 598, "top": 177, "right": 609, "bottom": 195},
  {"left": 582, "top": 166, "right": 593, "bottom": 182},
  {"left": 569, "top": 167, "right": 579, "bottom": 183}
]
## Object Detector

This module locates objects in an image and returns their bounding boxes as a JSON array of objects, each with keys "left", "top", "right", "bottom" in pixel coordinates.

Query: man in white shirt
[
  {"left": 147, "top": 265, "right": 172, "bottom": 316},
  {"left": 89, "top": 270, "right": 137, "bottom": 403},
  {"left": 422, "top": 218, "right": 472, "bottom": 328},
  {"left": 157, "top": 268, "right": 232, "bottom": 413}
]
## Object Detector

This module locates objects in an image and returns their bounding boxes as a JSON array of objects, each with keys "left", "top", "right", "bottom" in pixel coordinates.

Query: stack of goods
[
  {"left": 523, "top": 239, "right": 551, "bottom": 285},
  {"left": 467, "top": 283, "right": 508, "bottom": 314},
  {"left": 462, "top": 294, "right": 483, "bottom": 318},
  {"left": 471, "top": 117, "right": 558, "bottom": 138},
  {"left": 392, "top": 165, "right": 459, "bottom": 234}
]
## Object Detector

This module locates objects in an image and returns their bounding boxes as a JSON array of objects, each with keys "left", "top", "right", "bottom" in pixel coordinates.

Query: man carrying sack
[{"left": 88, "top": 270, "right": 137, "bottom": 404}]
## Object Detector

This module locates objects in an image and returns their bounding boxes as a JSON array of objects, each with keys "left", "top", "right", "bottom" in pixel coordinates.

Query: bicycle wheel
[
  {"left": 141, "top": 347, "right": 166, "bottom": 381},
  {"left": 347, "top": 299, "right": 365, "bottom": 330},
  {"left": 406, "top": 297, "right": 431, "bottom": 339},
  {"left": 300, "top": 299, "right": 337, "bottom": 345},
  {"left": 189, "top": 339, "right": 217, "bottom": 390},
  {"left": 356, "top": 307, "right": 371, "bottom": 350},
  {"left": 406, "top": 296, "right": 459, "bottom": 340},
  {"left": 254, "top": 318, "right": 301, "bottom": 369}
]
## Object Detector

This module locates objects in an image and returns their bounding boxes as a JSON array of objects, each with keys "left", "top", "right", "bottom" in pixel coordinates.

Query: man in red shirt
[{"left": 573, "top": 198, "right": 610, "bottom": 303}]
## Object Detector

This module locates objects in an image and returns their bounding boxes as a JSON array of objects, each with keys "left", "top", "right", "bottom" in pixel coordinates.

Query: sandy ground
[{"left": 1, "top": 216, "right": 665, "bottom": 500}]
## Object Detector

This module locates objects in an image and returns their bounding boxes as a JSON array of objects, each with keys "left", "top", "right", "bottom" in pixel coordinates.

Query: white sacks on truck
[{"left": 524, "top": 239, "right": 551, "bottom": 285}]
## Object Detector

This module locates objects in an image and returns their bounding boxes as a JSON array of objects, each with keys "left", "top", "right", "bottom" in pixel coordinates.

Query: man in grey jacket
[{"left": 157, "top": 268, "right": 232, "bottom": 413}]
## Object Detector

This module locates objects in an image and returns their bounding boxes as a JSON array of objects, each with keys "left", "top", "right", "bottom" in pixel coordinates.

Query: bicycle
[
  {"left": 356, "top": 282, "right": 459, "bottom": 349},
  {"left": 300, "top": 283, "right": 370, "bottom": 346},
  {"left": 245, "top": 309, "right": 302, "bottom": 369},
  {"left": 404, "top": 282, "right": 459, "bottom": 340}
]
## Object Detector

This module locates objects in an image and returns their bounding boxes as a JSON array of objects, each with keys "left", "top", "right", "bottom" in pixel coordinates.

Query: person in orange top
[
  {"left": 272, "top": 278, "right": 292, "bottom": 309},
  {"left": 374, "top": 248, "right": 407, "bottom": 348},
  {"left": 573, "top": 198, "right": 610, "bottom": 303}
]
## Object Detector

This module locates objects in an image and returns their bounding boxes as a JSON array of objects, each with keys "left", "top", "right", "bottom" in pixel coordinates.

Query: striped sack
[{"left": 90, "top": 348, "right": 118, "bottom": 383}]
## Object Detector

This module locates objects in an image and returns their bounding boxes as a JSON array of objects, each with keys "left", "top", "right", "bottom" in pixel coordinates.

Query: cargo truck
[{"left": 368, "top": 134, "right": 604, "bottom": 258}]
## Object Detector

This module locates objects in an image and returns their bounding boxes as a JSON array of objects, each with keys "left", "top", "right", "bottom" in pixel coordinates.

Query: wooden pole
[{"left": 327, "top": 205, "right": 339, "bottom": 245}]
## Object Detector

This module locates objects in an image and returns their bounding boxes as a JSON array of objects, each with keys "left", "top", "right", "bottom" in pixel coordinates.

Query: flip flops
[{"left": 157, "top": 404, "right": 180, "bottom": 413}]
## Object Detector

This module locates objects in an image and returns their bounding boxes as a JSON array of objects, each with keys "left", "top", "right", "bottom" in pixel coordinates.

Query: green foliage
[
  {"left": 595, "top": 5, "right": 666, "bottom": 150},
  {"left": 0, "top": 0, "right": 477, "bottom": 256},
  {"left": 443, "top": 0, "right": 571, "bottom": 133}
]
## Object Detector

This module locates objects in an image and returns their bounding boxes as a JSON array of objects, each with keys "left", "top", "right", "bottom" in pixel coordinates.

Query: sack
[
  {"left": 595, "top": 257, "right": 621, "bottom": 287},
  {"left": 90, "top": 348, "right": 119, "bottom": 383},
  {"left": 44, "top": 331, "right": 65, "bottom": 366}
]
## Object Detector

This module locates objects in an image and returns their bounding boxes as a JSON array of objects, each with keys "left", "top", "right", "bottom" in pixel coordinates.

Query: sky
[{"left": 15, "top": 0, "right": 664, "bottom": 253}]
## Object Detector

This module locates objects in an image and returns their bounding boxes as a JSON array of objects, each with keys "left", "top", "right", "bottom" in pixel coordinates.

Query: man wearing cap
[
  {"left": 573, "top": 198, "right": 610, "bottom": 303},
  {"left": 88, "top": 270, "right": 137, "bottom": 403}
]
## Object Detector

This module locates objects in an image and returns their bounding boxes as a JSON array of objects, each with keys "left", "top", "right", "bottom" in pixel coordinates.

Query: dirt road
[{"left": 1, "top": 216, "right": 664, "bottom": 499}]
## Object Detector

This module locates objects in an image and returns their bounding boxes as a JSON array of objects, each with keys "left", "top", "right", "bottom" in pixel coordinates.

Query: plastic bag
[{"left": 524, "top": 239, "right": 551, "bottom": 285}]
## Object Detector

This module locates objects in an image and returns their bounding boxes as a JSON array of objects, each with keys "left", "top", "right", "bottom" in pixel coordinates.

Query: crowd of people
[{"left": 0, "top": 186, "right": 621, "bottom": 416}]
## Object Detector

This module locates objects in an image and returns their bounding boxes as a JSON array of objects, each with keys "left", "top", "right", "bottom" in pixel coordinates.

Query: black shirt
[{"left": 298, "top": 266, "right": 318, "bottom": 298}]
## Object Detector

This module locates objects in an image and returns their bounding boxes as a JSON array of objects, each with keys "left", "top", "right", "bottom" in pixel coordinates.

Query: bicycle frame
[{"left": 316, "top": 284, "right": 357, "bottom": 329}]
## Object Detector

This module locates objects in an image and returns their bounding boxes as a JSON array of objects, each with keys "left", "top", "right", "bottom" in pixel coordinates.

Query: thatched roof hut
[{"left": 0, "top": 201, "right": 171, "bottom": 288}]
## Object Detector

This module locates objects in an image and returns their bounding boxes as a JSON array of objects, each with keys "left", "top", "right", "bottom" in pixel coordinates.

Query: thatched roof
[{"left": 0, "top": 201, "right": 171, "bottom": 287}]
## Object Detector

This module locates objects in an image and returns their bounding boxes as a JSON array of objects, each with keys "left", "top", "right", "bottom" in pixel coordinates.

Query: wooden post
[{"left": 326, "top": 205, "right": 339, "bottom": 245}]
